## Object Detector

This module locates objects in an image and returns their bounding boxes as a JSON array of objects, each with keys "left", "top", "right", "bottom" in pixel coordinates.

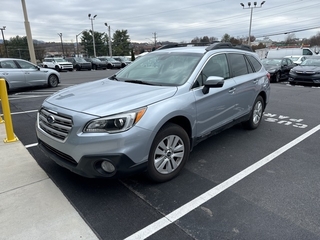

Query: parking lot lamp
[
  {"left": 0, "top": 26, "right": 8, "bottom": 58},
  {"left": 88, "top": 13, "right": 97, "bottom": 57},
  {"left": 104, "top": 23, "right": 112, "bottom": 57},
  {"left": 240, "top": 1, "right": 266, "bottom": 46},
  {"left": 58, "top": 33, "right": 64, "bottom": 56},
  {"left": 76, "top": 30, "right": 86, "bottom": 57}
]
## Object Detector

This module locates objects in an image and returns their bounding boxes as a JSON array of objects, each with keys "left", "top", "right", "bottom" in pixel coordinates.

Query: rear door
[
  {"left": 0, "top": 60, "right": 26, "bottom": 88},
  {"left": 227, "top": 53, "right": 263, "bottom": 119}
]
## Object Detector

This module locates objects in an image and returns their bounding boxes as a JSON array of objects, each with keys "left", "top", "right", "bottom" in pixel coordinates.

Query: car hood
[
  {"left": 293, "top": 65, "right": 320, "bottom": 72},
  {"left": 44, "top": 79, "right": 178, "bottom": 116}
]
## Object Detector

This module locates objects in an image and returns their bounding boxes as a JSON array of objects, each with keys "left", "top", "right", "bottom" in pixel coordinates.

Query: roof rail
[
  {"left": 205, "top": 42, "right": 253, "bottom": 52},
  {"left": 155, "top": 41, "right": 253, "bottom": 52},
  {"left": 156, "top": 42, "right": 217, "bottom": 51}
]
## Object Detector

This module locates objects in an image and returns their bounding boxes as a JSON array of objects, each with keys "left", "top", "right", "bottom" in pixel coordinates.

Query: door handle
[{"left": 229, "top": 87, "right": 236, "bottom": 93}]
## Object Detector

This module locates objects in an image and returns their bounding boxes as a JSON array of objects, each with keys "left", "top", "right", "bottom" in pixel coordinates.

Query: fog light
[{"left": 101, "top": 161, "right": 115, "bottom": 173}]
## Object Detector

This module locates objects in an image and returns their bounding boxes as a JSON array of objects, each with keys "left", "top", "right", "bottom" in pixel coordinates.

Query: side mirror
[{"left": 202, "top": 76, "right": 224, "bottom": 94}]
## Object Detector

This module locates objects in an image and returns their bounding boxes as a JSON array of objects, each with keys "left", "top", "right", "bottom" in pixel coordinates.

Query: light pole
[
  {"left": 0, "top": 26, "right": 8, "bottom": 57},
  {"left": 104, "top": 23, "right": 112, "bottom": 57},
  {"left": 240, "top": 1, "right": 266, "bottom": 46},
  {"left": 76, "top": 30, "right": 87, "bottom": 57},
  {"left": 88, "top": 13, "right": 97, "bottom": 57},
  {"left": 58, "top": 33, "right": 64, "bottom": 56}
]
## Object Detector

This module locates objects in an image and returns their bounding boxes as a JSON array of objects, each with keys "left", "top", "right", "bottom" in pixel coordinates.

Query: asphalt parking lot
[{"left": 4, "top": 69, "right": 320, "bottom": 240}]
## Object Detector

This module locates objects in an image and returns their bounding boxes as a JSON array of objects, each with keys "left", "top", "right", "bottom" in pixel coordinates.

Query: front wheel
[
  {"left": 243, "top": 95, "right": 264, "bottom": 130},
  {"left": 48, "top": 74, "right": 59, "bottom": 87},
  {"left": 275, "top": 72, "right": 281, "bottom": 83},
  {"left": 147, "top": 123, "right": 190, "bottom": 182}
]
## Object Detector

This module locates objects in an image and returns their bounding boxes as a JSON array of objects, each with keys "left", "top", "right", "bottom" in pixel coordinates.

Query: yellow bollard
[{"left": 0, "top": 78, "right": 18, "bottom": 143}]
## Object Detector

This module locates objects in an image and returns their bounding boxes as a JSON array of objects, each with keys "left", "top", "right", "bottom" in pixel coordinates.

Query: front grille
[{"left": 38, "top": 108, "right": 73, "bottom": 141}]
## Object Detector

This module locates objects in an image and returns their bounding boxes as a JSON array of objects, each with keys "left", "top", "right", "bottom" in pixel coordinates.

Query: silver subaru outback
[{"left": 36, "top": 42, "right": 270, "bottom": 182}]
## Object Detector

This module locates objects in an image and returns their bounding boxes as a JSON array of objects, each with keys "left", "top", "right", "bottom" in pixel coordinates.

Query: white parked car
[
  {"left": 42, "top": 57, "right": 73, "bottom": 72},
  {"left": 284, "top": 55, "right": 307, "bottom": 65}
]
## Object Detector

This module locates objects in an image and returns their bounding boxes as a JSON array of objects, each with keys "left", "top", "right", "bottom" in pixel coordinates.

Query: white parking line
[
  {"left": 125, "top": 124, "right": 320, "bottom": 240},
  {"left": 11, "top": 110, "right": 38, "bottom": 115}
]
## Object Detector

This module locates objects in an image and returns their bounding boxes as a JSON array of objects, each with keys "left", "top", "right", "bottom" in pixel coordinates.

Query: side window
[
  {"left": 194, "top": 54, "right": 229, "bottom": 87},
  {"left": 302, "top": 49, "right": 313, "bottom": 55},
  {"left": 16, "top": 60, "right": 37, "bottom": 69},
  {"left": 0, "top": 60, "right": 17, "bottom": 69},
  {"left": 228, "top": 53, "right": 249, "bottom": 77},
  {"left": 246, "top": 55, "right": 262, "bottom": 72}
]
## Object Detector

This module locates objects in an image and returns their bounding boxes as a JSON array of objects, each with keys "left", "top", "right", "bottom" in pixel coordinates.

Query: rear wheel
[
  {"left": 48, "top": 74, "right": 59, "bottom": 87},
  {"left": 275, "top": 72, "right": 281, "bottom": 83},
  {"left": 54, "top": 65, "right": 60, "bottom": 72},
  {"left": 147, "top": 123, "right": 190, "bottom": 182},
  {"left": 243, "top": 96, "right": 264, "bottom": 130}
]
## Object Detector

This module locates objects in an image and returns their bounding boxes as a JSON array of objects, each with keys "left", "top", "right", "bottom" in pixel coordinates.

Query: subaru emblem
[{"left": 47, "top": 115, "right": 55, "bottom": 124}]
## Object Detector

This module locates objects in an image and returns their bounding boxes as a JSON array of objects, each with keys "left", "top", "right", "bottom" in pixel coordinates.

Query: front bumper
[
  {"left": 38, "top": 139, "right": 147, "bottom": 178},
  {"left": 289, "top": 73, "right": 320, "bottom": 84}
]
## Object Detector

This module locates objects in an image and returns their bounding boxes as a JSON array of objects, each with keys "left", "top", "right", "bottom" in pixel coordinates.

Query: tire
[
  {"left": 275, "top": 72, "right": 281, "bottom": 83},
  {"left": 48, "top": 74, "right": 59, "bottom": 87},
  {"left": 76, "top": 65, "right": 81, "bottom": 71},
  {"left": 55, "top": 65, "right": 60, "bottom": 72},
  {"left": 243, "top": 95, "right": 264, "bottom": 130},
  {"left": 94, "top": 65, "right": 98, "bottom": 70},
  {"left": 147, "top": 123, "right": 190, "bottom": 182}
]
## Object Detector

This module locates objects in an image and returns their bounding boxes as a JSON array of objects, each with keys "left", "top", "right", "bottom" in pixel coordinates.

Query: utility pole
[
  {"left": 0, "top": 26, "right": 8, "bottom": 57},
  {"left": 105, "top": 23, "right": 112, "bottom": 57},
  {"left": 58, "top": 33, "right": 64, "bottom": 56},
  {"left": 152, "top": 32, "right": 157, "bottom": 49},
  {"left": 21, "top": 0, "right": 36, "bottom": 64}
]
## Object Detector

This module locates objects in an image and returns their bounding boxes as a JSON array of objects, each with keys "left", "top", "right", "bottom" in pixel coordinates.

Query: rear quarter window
[{"left": 246, "top": 55, "right": 262, "bottom": 72}]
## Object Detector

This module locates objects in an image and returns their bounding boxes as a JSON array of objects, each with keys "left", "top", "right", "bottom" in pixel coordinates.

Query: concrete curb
[{"left": 0, "top": 123, "right": 98, "bottom": 240}]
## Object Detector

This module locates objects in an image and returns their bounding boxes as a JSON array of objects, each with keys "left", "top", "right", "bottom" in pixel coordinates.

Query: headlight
[{"left": 83, "top": 107, "right": 147, "bottom": 133}]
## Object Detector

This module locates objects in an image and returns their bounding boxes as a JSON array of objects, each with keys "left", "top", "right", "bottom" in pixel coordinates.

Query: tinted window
[
  {"left": 228, "top": 54, "right": 248, "bottom": 77},
  {"left": 246, "top": 55, "right": 262, "bottom": 72}
]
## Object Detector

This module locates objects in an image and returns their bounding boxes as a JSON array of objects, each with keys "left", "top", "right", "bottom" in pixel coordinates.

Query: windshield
[
  {"left": 106, "top": 57, "right": 117, "bottom": 62},
  {"left": 91, "top": 58, "right": 101, "bottom": 62},
  {"left": 300, "top": 59, "right": 320, "bottom": 66},
  {"left": 115, "top": 52, "right": 202, "bottom": 86},
  {"left": 74, "top": 57, "right": 87, "bottom": 63},
  {"left": 54, "top": 58, "right": 68, "bottom": 63},
  {"left": 261, "top": 59, "right": 281, "bottom": 66}
]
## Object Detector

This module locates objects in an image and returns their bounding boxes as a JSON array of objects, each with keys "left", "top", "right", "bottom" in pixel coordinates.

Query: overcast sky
[{"left": 1, "top": 0, "right": 320, "bottom": 44}]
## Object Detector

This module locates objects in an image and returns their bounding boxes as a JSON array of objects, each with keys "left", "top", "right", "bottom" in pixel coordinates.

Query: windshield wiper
[
  {"left": 109, "top": 75, "right": 119, "bottom": 81},
  {"left": 125, "top": 80, "right": 154, "bottom": 85}
]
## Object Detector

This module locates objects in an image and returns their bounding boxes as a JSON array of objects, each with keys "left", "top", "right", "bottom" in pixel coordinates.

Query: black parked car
[
  {"left": 261, "top": 58, "right": 295, "bottom": 83},
  {"left": 65, "top": 57, "right": 92, "bottom": 71},
  {"left": 289, "top": 58, "right": 320, "bottom": 86},
  {"left": 84, "top": 58, "right": 107, "bottom": 70}
]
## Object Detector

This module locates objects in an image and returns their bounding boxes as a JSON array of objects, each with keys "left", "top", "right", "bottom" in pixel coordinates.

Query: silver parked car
[
  {"left": 0, "top": 58, "right": 60, "bottom": 91},
  {"left": 36, "top": 42, "right": 270, "bottom": 182}
]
